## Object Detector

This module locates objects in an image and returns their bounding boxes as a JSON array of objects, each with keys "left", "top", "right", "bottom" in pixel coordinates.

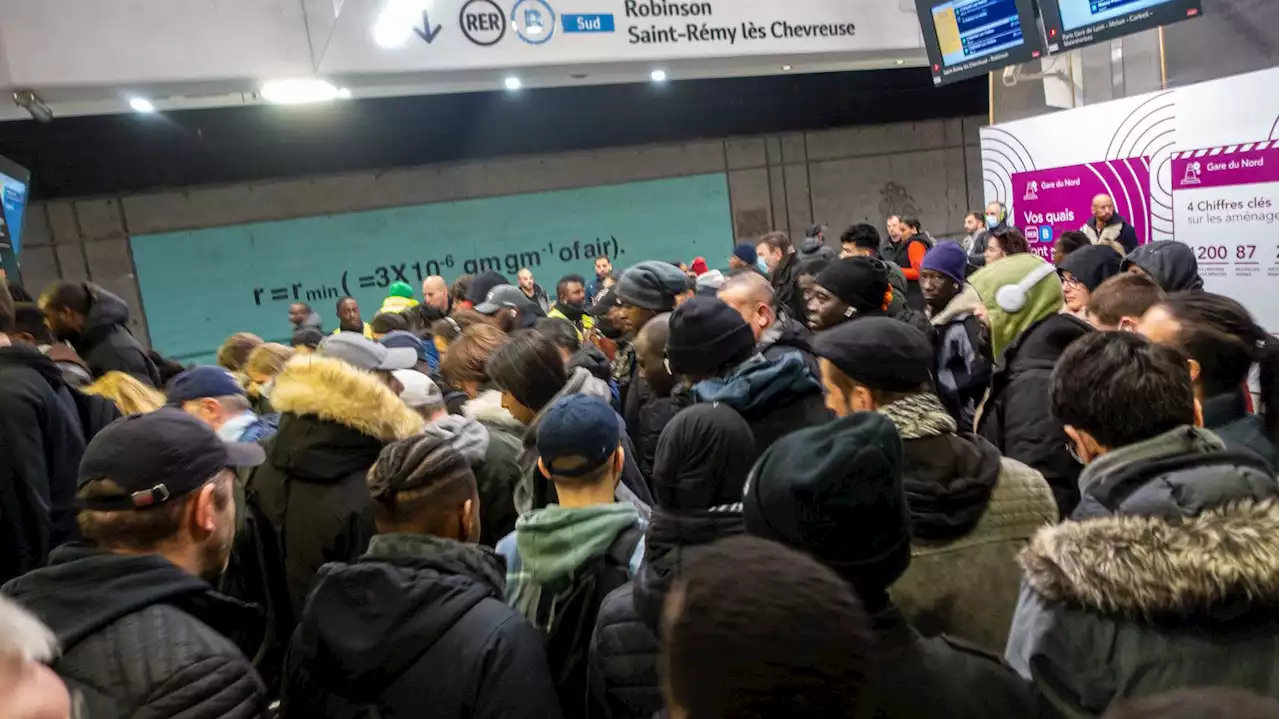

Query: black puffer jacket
[
  {"left": 71, "top": 285, "right": 161, "bottom": 387},
  {"left": 0, "top": 346, "right": 90, "bottom": 582},
  {"left": 283, "top": 534, "right": 562, "bottom": 719},
  {"left": 248, "top": 355, "right": 424, "bottom": 617},
  {"left": 590, "top": 511, "right": 743, "bottom": 718},
  {"left": 978, "top": 313, "right": 1093, "bottom": 517},
  {"left": 3, "top": 544, "right": 268, "bottom": 719},
  {"left": 768, "top": 251, "right": 807, "bottom": 326},
  {"left": 1201, "top": 391, "right": 1278, "bottom": 475}
]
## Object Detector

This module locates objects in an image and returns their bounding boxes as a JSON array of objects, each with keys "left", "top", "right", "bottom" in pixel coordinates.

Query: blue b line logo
[{"left": 512, "top": 0, "right": 555, "bottom": 44}]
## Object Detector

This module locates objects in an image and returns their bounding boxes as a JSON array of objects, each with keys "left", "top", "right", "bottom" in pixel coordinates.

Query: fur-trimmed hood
[
  {"left": 270, "top": 355, "right": 423, "bottom": 442},
  {"left": 1020, "top": 500, "right": 1278, "bottom": 619}
]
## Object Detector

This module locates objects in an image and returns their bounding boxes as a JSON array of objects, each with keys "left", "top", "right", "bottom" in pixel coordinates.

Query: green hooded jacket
[{"left": 968, "top": 254, "right": 1063, "bottom": 360}]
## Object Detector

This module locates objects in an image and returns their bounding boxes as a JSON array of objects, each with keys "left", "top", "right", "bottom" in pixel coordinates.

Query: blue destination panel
[{"left": 562, "top": 14, "right": 615, "bottom": 32}]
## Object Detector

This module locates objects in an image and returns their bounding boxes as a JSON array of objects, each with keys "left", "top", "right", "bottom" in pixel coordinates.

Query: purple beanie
[{"left": 921, "top": 241, "right": 968, "bottom": 285}]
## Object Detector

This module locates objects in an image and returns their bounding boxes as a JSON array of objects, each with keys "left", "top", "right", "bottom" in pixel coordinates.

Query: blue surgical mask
[
  {"left": 985, "top": 215, "right": 1000, "bottom": 229},
  {"left": 757, "top": 257, "right": 770, "bottom": 273}
]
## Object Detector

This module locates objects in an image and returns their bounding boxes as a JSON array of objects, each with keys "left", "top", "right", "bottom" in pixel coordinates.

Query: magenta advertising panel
[{"left": 1010, "top": 157, "right": 1150, "bottom": 259}]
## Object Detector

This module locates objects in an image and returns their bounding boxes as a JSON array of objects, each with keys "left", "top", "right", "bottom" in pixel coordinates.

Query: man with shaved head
[
  {"left": 718, "top": 272, "right": 819, "bottom": 377},
  {"left": 421, "top": 276, "right": 451, "bottom": 314},
  {"left": 1081, "top": 193, "right": 1138, "bottom": 254},
  {"left": 629, "top": 314, "right": 681, "bottom": 478}
]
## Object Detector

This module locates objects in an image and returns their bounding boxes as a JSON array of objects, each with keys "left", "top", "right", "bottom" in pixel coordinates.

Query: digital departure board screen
[
  {"left": 919, "top": 0, "right": 1043, "bottom": 86},
  {"left": 0, "top": 154, "right": 29, "bottom": 284},
  {"left": 1041, "top": 0, "right": 1203, "bottom": 52}
]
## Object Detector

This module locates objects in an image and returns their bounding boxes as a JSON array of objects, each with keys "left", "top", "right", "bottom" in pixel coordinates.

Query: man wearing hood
[
  {"left": 744, "top": 411, "right": 1036, "bottom": 718},
  {"left": 970, "top": 254, "right": 1092, "bottom": 517},
  {"left": 919, "top": 242, "right": 990, "bottom": 428},
  {"left": 282, "top": 434, "right": 562, "bottom": 719},
  {"left": 797, "top": 222, "right": 837, "bottom": 263},
  {"left": 1122, "top": 240, "right": 1204, "bottom": 292},
  {"left": 485, "top": 331, "right": 653, "bottom": 515},
  {"left": 812, "top": 317, "right": 1057, "bottom": 652},
  {"left": 667, "top": 296, "right": 831, "bottom": 453},
  {"left": 497, "top": 395, "right": 647, "bottom": 717},
  {"left": 717, "top": 271, "right": 819, "bottom": 378},
  {"left": 590, "top": 403, "right": 758, "bottom": 718},
  {"left": 248, "top": 334, "right": 426, "bottom": 617},
  {"left": 0, "top": 283, "right": 120, "bottom": 583},
  {"left": 3, "top": 409, "right": 269, "bottom": 719},
  {"left": 40, "top": 281, "right": 160, "bottom": 387},
  {"left": 1006, "top": 332, "right": 1278, "bottom": 714},
  {"left": 1081, "top": 193, "right": 1139, "bottom": 254}
]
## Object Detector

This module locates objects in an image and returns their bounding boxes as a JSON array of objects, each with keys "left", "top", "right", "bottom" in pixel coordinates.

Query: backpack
[{"left": 542, "top": 525, "right": 644, "bottom": 718}]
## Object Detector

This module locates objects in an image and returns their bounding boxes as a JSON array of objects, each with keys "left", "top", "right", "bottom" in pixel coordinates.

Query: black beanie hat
[
  {"left": 813, "top": 257, "right": 890, "bottom": 314},
  {"left": 667, "top": 296, "right": 757, "bottom": 376},
  {"left": 615, "top": 261, "right": 694, "bottom": 311},
  {"left": 1057, "top": 244, "right": 1123, "bottom": 292},
  {"left": 743, "top": 411, "right": 911, "bottom": 603},
  {"left": 811, "top": 317, "right": 933, "bottom": 392}
]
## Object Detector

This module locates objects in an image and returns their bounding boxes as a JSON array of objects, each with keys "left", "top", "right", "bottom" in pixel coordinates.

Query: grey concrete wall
[{"left": 20, "top": 115, "right": 986, "bottom": 346}]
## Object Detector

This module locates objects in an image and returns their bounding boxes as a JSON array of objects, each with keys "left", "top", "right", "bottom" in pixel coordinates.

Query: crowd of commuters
[{"left": 0, "top": 209, "right": 1276, "bottom": 719}]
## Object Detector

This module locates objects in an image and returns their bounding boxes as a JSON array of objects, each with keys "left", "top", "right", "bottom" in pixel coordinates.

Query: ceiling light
[
  {"left": 372, "top": 0, "right": 422, "bottom": 48},
  {"left": 336, "top": 88, "right": 353, "bottom": 99},
  {"left": 260, "top": 78, "right": 344, "bottom": 104},
  {"left": 781, "top": 64, "right": 792, "bottom": 71},
  {"left": 895, "top": 59, "right": 906, "bottom": 65},
  {"left": 650, "top": 69, "right": 667, "bottom": 82},
  {"left": 504, "top": 76, "right": 522, "bottom": 90},
  {"left": 129, "top": 97, "right": 156, "bottom": 114}
]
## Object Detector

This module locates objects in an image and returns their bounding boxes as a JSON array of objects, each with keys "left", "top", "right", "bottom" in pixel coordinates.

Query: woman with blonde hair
[
  {"left": 245, "top": 342, "right": 293, "bottom": 414},
  {"left": 83, "top": 371, "right": 166, "bottom": 414}
]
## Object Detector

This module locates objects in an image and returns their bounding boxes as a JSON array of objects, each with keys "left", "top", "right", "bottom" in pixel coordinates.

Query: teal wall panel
[{"left": 130, "top": 174, "right": 733, "bottom": 363}]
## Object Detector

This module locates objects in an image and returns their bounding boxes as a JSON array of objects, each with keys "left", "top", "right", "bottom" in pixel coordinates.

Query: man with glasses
[{"left": 3, "top": 409, "right": 270, "bottom": 719}]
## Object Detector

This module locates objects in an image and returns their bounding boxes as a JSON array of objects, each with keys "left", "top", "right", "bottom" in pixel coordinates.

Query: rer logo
[{"left": 459, "top": 0, "right": 506, "bottom": 46}]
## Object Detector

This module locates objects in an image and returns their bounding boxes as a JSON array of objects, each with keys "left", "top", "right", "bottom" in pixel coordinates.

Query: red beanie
[{"left": 690, "top": 257, "right": 709, "bottom": 276}]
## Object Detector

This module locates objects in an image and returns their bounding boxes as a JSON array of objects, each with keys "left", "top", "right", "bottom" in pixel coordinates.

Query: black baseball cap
[{"left": 78, "top": 408, "right": 265, "bottom": 511}]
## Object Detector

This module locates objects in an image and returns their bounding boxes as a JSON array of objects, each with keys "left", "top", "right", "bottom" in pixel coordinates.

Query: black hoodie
[
  {"left": 1122, "top": 240, "right": 1205, "bottom": 292},
  {"left": 0, "top": 345, "right": 118, "bottom": 581},
  {"left": 283, "top": 533, "right": 562, "bottom": 719},
  {"left": 73, "top": 285, "right": 162, "bottom": 387},
  {"left": 2, "top": 544, "right": 267, "bottom": 719}
]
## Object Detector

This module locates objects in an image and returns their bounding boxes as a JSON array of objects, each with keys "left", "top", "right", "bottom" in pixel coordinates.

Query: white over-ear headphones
[{"left": 995, "top": 260, "right": 1059, "bottom": 313}]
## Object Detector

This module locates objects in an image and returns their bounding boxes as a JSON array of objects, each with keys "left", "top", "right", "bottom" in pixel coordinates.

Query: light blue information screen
[{"left": 131, "top": 173, "right": 734, "bottom": 363}]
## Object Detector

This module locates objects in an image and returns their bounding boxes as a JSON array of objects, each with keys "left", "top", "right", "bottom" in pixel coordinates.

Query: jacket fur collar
[
  {"left": 270, "top": 355, "right": 423, "bottom": 441},
  {"left": 1019, "top": 500, "right": 1277, "bottom": 619}
]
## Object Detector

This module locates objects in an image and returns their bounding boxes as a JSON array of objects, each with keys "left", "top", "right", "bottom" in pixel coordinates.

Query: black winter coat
[
  {"left": 0, "top": 346, "right": 109, "bottom": 582},
  {"left": 590, "top": 511, "right": 743, "bottom": 719},
  {"left": 768, "top": 252, "right": 807, "bottom": 326},
  {"left": 71, "top": 285, "right": 162, "bottom": 387},
  {"left": 3, "top": 545, "right": 268, "bottom": 719},
  {"left": 693, "top": 353, "right": 833, "bottom": 454},
  {"left": 1201, "top": 391, "right": 1278, "bottom": 475},
  {"left": 977, "top": 314, "right": 1092, "bottom": 517},
  {"left": 283, "top": 534, "right": 562, "bottom": 719},
  {"left": 247, "top": 355, "right": 424, "bottom": 618},
  {"left": 857, "top": 606, "right": 1035, "bottom": 719}
]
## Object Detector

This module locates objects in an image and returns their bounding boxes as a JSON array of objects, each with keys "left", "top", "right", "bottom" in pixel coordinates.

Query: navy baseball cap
[
  {"left": 166, "top": 365, "right": 245, "bottom": 405},
  {"left": 536, "top": 395, "right": 622, "bottom": 477},
  {"left": 78, "top": 408, "right": 265, "bottom": 511}
]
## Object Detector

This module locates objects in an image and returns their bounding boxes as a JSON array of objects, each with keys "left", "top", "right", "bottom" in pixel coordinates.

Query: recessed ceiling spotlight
[
  {"left": 781, "top": 64, "right": 792, "bottom": 71},
  {"left": 128, "top": 97, "right": 156, "bottom": 114},
  {"left": 650, "top": 69, "right": 667, "bottom": 82},
  {"left": 895, "top": 59, "right": 906, "bottom": 65},
  {"left": 504, "top": 76, "right": 523, "bottom": 90}
]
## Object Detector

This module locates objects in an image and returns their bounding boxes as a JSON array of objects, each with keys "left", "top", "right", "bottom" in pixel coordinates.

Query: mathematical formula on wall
[{"left": 131, "top": 175, "right": 733, "bottom": 362}]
